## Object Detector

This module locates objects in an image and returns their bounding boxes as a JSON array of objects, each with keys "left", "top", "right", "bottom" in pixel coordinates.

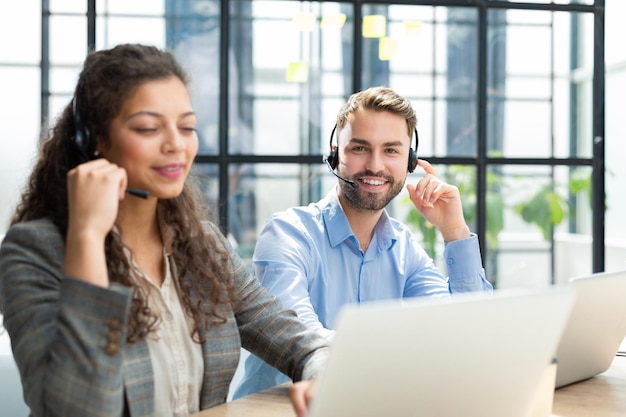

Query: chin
[{"left": 151, "top": 187, "right": 186, "bottom": 200}]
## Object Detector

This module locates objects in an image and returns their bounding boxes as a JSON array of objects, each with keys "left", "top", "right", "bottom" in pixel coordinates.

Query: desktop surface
[{"left": 193, "top": 355, "right": 626, "bottom": 417}]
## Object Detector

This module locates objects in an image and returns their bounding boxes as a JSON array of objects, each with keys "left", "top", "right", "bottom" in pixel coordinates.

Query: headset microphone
[{"left": 324, "top": 156, "right": 359, "bottom": 189}]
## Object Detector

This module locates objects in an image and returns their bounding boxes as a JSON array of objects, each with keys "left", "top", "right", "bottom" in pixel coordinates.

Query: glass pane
[
  {"left": 167, "top": 1, "right": 221, "bottom": 155},
  {"left": 212, "top": 163, "right": 335, "bottom": 259},
  {"left": 225, "top": 0, "right": 353, "bottom": 156},
  {"left": 361, "top": 5, "right": 478, "bottom": 158},
  {"left": 0, "top": 1, "right": 40, "bottom": 64},
  {"left": 96, "top": 17, "right": 166, "bottom": 49},
  {"left": 606, "top": 1, "right": 626, "bottom": 66},
  {"left": 605, "top": 0, "right": 626, "bottom": 273},
  {"left": 488, "top": 10, "right": 594, "bottom": 159},
  {"left": 487, "top": 0, "right": 593, "bottom": 4},
  {"left": 501, "top": 101, "right": 552, "bottom": 157},
  {"left": 97, "top": 0, "right": 165, "bottom": 15},
  {"left": 50, "top": 16, "right": 88, "bottom": 64},
  {"left": 45, "top": 63, "right": 72, "bottom": 151},
  {"left": 50, "top": 67, "right": 81, "bottom": 95},
  {"left": 49, "top": 95, "right": 74, "bottom": 127},
  {"left": 0, "top": 67, "right": 40, "bottom": 236},
  {"left": 486, "top": 165, "right": 593, "bottom": 289},
  {"left": 253, "top": 99, "right": 300, "bottom": 154},
  {"left": 50, "top": 0, "right": 85, "bottom": 13}
]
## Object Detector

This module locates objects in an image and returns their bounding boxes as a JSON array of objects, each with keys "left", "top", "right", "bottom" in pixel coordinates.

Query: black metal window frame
[{"left": 37, "top": 0, "right": 606, "bottom": 273}]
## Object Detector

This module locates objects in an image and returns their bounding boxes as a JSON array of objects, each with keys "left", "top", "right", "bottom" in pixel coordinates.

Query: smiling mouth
[
  {"left": 361, "top": 178, "right": 387, "bottom": 186},
  {"left": 154, "top": 164, "right": 185, "bottom": 179}
]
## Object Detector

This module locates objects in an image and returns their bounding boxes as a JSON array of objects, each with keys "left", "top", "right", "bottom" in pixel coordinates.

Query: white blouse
[{"left": 130, "top": 250, "right": 204, "bottom": 417}]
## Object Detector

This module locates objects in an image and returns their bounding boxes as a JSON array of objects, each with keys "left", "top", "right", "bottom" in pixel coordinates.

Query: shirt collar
[{"left": 321, "top": 188, "right": 398, "bottom": 250}]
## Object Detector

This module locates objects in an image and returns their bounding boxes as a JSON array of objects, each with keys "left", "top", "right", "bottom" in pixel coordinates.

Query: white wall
[{"left": 604, "top": 0, "right": 626, "bottom": 250}]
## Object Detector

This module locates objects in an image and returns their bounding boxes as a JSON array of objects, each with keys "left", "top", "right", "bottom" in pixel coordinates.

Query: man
[{"left": 232, "top": 86, "right": 492, "bottom": 398}]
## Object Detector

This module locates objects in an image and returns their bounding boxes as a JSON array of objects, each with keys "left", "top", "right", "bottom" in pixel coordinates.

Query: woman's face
[{"left": 101, "top": 76, "right": 198, "bottom": 200}]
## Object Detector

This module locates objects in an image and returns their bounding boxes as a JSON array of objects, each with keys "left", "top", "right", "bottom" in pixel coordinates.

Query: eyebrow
[
  {"left": 126, "top": 110, "right": 196, "bottom": 121},
  {"left": 349, "top": 137, "right": 405, "bottom": 147}
]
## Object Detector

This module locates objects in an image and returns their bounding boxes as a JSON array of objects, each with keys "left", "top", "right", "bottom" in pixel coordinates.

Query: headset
[
  {"left": 69, "top": 77, "right": 150, "bottom": 199},
  {"left": 71, "top": 77, "right": 97, "bottom": 162},
  {"left": 325, "top": 124, "right": 419, "bottom": 173}
]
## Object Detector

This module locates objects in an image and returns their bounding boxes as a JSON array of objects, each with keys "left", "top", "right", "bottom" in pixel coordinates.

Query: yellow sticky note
[
  {"left": 286, "top": 62, "right": 309, "bottom": 83},
  {"left": 320, "top": 13, "right": 346, "bottom": 29},
  {"left": 293, "top": 12, "right": 316, "bottom": 32},
  {"left": 363, "top": 15, "right": 386, "bottom": 38},
  {"left": 379, "top": 37, "right": 398, "bottom": 61},
  {"left": 405, "top": 21, "right": 422, "bottom": 37}
]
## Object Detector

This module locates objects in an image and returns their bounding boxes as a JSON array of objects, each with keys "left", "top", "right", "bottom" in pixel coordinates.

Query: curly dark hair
[{"left": 11, "top": 43, "right": 238, "bottom": 343}]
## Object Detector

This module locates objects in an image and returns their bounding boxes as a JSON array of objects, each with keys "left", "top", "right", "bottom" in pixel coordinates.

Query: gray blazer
[{"left": 0, "top": 219, "right": 329, "bottom": 417}]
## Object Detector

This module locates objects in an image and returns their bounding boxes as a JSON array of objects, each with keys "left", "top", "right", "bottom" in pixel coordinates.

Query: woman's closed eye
[{"left": 134, "top": 127, "right": 159, "bottom": 134}]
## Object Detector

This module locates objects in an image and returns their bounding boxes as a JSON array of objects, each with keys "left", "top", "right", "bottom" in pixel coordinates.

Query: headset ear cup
[
  {"left": 408, "top": 148, "right": 418, "bottom": 173},
  {"left": 72, "top": 93, "right": 96, "bottom": 161},
  {"left": 327, "top": 147, "right": 339, "bottom": 170}
]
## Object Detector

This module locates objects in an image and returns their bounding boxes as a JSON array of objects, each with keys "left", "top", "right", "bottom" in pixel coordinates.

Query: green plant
[
  {"left": 403, "top": 165, "right": 505, "bottom": 259},
  {"left": 513, "top": 168, "right": 595, "bottom": 241},
  {"left": 513, "top": 185, "right": 568, "bottom": 241},
  {"left": 404, "top": 166, "right": 594, "bottom": 260}
]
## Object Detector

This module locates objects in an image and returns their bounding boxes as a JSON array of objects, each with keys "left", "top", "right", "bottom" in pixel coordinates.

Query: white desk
[
  {"left": 194, "top": 356, "right": 626, "bottom": 417},
  {"left": 552, "top": 355, "right": 626, "bottom": 416}
]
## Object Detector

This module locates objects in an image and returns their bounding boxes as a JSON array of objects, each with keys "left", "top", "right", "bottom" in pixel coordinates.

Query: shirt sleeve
[
  {"left": 205, "top": 222, "right": 330, "bottom": 382},
  {"left": 444, "top": 233, "right": 493, "bottom": 293},
  {"left": 403, "top": 233, "right": 492, "bottom": 297},
  {"left": 252, "top": 215, "right": 335, "bottom": 340}
]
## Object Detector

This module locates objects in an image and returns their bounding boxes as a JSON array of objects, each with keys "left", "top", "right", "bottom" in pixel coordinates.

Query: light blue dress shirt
[{"left": 232, "top": 189, "right": 492, "bottom": 398}]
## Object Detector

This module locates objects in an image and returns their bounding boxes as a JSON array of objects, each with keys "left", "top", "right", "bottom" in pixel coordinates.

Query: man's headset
[{"left": 324, "top": 124, "right": 419, "bottom": 187}]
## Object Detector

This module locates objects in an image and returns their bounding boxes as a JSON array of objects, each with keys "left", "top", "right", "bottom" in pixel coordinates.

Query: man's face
[{"left": 336, "top": 108, "right": 411, "bottom": 211}]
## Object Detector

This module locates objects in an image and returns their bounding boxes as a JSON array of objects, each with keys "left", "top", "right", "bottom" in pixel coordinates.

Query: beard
[{"left": 339, "top": 170, "right": 405, "bottom": 211}]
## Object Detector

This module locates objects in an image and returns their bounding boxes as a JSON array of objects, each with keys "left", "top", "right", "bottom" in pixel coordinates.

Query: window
[{"left": 2, "top": 0, "right": 618, "bottom": 289}]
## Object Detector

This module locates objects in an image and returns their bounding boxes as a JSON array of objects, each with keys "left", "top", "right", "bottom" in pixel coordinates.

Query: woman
[{"left": 0, "top": 44, "right": 325, "bottom": 417}]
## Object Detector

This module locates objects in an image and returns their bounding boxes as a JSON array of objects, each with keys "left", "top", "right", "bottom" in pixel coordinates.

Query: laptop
[
  {"left": 308, "top": 287, "right": 575, "bottom": 417},
  {"left": 554, "top": 269, "right": 626, "bottom": 388}
]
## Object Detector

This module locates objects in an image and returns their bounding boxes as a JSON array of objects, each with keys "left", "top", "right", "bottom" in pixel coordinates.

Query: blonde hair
[{"left": 336, "top": 86, "right": 417, "bottom": 136}]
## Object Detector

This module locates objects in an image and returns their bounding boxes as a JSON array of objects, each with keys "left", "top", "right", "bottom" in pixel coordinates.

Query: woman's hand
[
  {"left": 289, "top": 379, "right": 318, "bottom": 417},
  {"left": 67, "top": 159, "right": 128, "bottom": 237},
  {"left": 64, "top": 159, "right": 127, "bottom": 287}
]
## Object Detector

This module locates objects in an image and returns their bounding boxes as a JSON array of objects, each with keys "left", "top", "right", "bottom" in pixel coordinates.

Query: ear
[{"left": 94, "top": 135, "right": 108, "bottom": 158}]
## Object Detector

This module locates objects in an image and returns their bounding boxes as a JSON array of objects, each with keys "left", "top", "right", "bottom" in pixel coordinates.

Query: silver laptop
[
  {"left": 554, "top": 269, "right": 626, "bottom": 388},
  {"left": 308, "top": 287, "right": 575, "bottom": 417}
]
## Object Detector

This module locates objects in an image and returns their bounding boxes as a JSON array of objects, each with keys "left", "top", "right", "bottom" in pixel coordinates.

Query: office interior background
[{"left": 0, "top": 0, "right": 624, "bottom": 291}]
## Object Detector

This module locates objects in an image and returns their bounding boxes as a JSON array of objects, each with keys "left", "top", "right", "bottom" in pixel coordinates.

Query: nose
[
  {"left": 366, "top": 150, "right": 385, "bottom": 173},
  {"left": 163, "top": 125, "right": 186, "bottom": 153}
]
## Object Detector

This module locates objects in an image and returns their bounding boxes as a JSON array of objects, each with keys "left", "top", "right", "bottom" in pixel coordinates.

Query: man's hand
[
  {"left": 406, "top": 159, "right": 470, "bottom": 242},
  {"left": 289, "top": 379, "right": 318, "bottom": 417}
]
